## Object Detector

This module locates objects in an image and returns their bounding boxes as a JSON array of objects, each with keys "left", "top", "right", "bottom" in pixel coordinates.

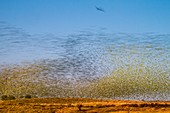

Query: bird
[{"left": 95, "top": 6, "right": 105, "bottom": 12}]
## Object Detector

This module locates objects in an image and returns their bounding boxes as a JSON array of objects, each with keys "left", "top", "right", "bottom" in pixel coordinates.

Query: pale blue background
[
  {"left": 0, "top": 0, "right": 170, "bottom": 65},
  {"left": 0, "top": 0, "right": 170, "bottom": 34}
]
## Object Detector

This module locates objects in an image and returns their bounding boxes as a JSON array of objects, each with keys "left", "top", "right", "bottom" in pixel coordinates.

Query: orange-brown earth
[{"left": 0, "top": 98, "right": 170, "bottom": 113}]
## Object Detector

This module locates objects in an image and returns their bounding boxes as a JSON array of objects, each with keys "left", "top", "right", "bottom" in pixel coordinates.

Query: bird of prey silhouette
[{"left": 95, "top": 6, "right": 105, "bottom": 12}]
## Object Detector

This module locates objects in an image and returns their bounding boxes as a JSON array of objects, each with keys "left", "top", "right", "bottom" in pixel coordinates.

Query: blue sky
[{"left": 0, "top": 0, "right": 170, "bottom": 34}]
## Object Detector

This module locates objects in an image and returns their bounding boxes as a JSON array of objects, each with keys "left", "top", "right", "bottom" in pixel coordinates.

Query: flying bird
[{"left": 95, "top": 6, "right": 105, "bottom": 12}]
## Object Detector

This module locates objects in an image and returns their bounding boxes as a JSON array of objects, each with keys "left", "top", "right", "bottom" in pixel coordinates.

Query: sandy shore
[{"left": 0, "top": 98, "right": 170, "bottom": 113}]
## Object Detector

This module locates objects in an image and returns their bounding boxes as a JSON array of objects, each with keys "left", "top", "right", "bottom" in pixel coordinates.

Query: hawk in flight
[{"left": 95, "top": 6, "right": 105, "bottom": 12}]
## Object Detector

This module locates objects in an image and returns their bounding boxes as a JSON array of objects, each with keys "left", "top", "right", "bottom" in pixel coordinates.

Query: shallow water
[{"left": 0, "top": 22, "right": 170, "bottom": 100}]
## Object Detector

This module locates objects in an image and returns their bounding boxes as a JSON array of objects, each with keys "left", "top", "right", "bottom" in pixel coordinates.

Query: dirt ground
[{"left": 0, "top": 98, "right": 170, "bottom": 113}]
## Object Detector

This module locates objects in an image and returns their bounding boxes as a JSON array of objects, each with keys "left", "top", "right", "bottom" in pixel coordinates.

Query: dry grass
[{"left": 0, "top": 98, "right": 170, "bottom": 113}]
